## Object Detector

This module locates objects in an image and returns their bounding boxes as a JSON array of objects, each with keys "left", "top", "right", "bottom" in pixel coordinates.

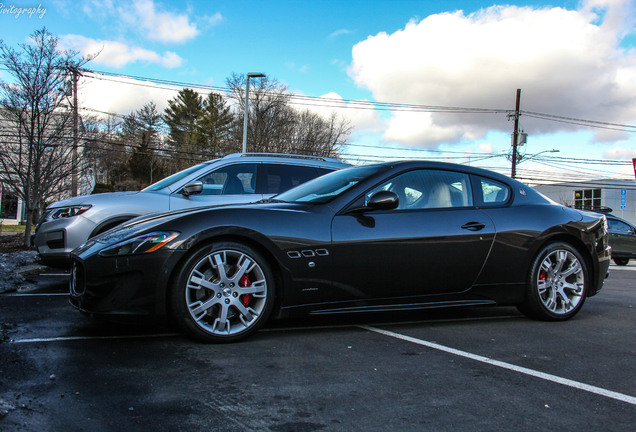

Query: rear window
[{"left": 477, "top": 177, "right": 511, "bottom": 206}]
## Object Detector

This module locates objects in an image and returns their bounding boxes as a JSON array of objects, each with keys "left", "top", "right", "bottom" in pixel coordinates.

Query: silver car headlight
[
  {"left": 45, "top": 205, "right": 92, "bottom": 222},
  {"left": 99, "top": 231, "right": 180, "bottom": 257}
]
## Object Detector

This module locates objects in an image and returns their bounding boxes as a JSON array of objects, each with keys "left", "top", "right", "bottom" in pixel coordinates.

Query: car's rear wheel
[
  {"left": 517, "top": 242, "right": 588, "bottom": 321},
  {"left": 170, "top": 241, "right": 274, "bottom": 343},
  {"left": 613, "top": 257, "right": 629, "bottom": 266}
]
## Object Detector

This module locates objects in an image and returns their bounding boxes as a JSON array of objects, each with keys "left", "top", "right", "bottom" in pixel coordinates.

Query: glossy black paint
[{"left": 70, "top": 161, "right": 611, "bottom": 321}]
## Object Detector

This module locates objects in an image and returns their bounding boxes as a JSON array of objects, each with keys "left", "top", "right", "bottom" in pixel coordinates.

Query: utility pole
[
  {"left": 510, "top": 88, "right": 521, "bottom": 179},
  {"left": 70, "top": 67, "right": 79, "bottom": 196}
]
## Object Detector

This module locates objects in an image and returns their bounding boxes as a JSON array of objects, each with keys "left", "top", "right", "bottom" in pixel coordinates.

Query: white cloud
[
  {"left": 329, "top": 29, "right": 354, "bottom": 39},
  {"left": 348, "top": 0, "right": 636, "bottom": 147},
  {"left": 295, "top": 92, "right": 381, "bottom": 133},
  {"left": 119, "top": 0, "right": 199, "bottom": 43},
  {"left": 604, "top": 147, "right": 636, "bottom": 159},
  {"left": 60, "top": 34, "right": 183, "bottom": 68},
  {"left": 78, "top": 74, "right": 179, "bottom": 116},
  {"left": 479, "top": 143, "right": 494, "bottom": 154}
]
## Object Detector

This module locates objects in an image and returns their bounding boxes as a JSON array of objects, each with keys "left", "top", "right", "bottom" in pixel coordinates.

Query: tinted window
[
  {"left": 367, "top": 170, "right": 473, "bottom": 210},
  {"left": 478, "top": 177, "right": 510, "bottom": 205},
  {"left": 261, "top": 164, "right": 330, "bottom": 194},
  {"left": 196, "top": 164, "right": 257, "bottom": 195},
  {"left": 608, "top": 219, "right": 633, "bottom": 233}
]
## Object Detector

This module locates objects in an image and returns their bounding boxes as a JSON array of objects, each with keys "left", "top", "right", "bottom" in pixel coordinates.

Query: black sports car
[{"left": 70, "top": 161, "right": 611, "bottom": 343}]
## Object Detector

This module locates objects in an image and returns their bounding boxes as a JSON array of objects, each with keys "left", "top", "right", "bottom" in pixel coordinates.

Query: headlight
[
  {"left": 99, "top": 231, "right": 180, "bottom": 257},
  {"left": 45, "top": 205, "right": 92, "bottom": 221}
]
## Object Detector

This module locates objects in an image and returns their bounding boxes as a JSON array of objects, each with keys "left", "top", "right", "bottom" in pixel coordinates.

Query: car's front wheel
[
  {"left": 518, "top": 242, "right": 588, "bottom": 321},
  {"left": 170, "top": 241, "right": 275, "bottom": 343},
  {"left": 613, "top": 257, "right": 629, "bottom": 266}
]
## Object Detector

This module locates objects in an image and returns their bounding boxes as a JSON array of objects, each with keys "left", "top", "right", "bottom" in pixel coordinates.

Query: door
[{"left": 330, "top": 169, "right": 495, "bottom": 301}]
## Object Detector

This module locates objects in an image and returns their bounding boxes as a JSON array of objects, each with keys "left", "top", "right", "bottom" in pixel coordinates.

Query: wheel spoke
[
  {"left": 231, "top": 255, "right": 254, "bottom": 283},
  {"left": 553, "top": 251, "right": 567, "bottom": 274},
  {"left": 561, "top": 260, "right": 581, "bottom": 279},
  {"left": 190, "top": 297, "right": 220, "bottom": 317},
  {"left": 238, "top": 280, "right": 266, "bottom": 296},
  {"left": 235, "top": 303, "right": 256, "bottom": 324},
  {"left": 212, "top": 252, "right": 228, "bottom": 279},
  {"left": 188, "top": 274, "right": 219, "bottom": 292}
]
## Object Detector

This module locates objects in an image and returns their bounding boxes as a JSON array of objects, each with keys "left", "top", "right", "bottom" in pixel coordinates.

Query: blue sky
[{"left": 2, "top": 0, "right": 636, "bottom": 182}]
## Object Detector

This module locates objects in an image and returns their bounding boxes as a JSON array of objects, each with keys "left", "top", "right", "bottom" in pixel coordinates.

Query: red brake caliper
[{"left": 239, "top": 274, "right": 252, "bottom": 307}]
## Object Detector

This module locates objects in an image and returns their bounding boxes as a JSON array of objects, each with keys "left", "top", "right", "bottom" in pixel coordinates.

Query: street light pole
[{"left": 242, "top": 72, "right": 266, "bottom": 153}]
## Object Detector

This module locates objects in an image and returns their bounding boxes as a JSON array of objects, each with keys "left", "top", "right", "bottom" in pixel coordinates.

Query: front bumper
[
  {"left": 70, "top": 244, "right": 187, "bottom": 317},
  {"left": 34, "top": 216, "right": 98, "bottom": 268}
]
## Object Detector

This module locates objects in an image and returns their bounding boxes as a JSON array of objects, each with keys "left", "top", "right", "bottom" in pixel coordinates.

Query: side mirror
[
  {"left": 181, "top": 181, "right": 203, "bottom": 197},
  {"left": 367, "top": 190, "right": 399, "bottom": 210}
]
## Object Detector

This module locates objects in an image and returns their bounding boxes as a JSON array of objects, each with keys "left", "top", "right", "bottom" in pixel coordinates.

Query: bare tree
[
  {"left": 0, "top": 28, "right": 92, "bottom": 245},
  {"left": 226, "top": 73, "right": 350, "bottom": 157},
  {"left": 226, "top": 73, "right": 294, "bottom": 153}
]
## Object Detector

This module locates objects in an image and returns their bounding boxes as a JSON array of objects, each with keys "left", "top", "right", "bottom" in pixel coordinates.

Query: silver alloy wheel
[
  {"left": 536, "top": 249, "right": 585, "bottom": 314},
  {"left": 185, "top": 249, "right": 268, "bottom": 336}
]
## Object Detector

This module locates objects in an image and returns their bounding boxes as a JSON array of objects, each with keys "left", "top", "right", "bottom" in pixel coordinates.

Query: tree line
[{"left": 0, "top": 28, "right": 351, "bottom": 243}]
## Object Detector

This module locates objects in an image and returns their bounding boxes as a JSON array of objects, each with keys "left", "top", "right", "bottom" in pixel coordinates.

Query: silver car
[{"left": 34, "top": 153, "right": 349, "bottom": 268}]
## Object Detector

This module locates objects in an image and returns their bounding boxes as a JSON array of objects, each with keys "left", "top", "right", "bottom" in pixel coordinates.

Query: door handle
[{"left": 461, "top": 221, "right": 486, "bottom": 231}]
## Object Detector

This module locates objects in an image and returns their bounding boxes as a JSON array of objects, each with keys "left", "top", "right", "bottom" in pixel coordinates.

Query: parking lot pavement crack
[{"left": 358, "top": 325, "right": 636, "bottom": 407}]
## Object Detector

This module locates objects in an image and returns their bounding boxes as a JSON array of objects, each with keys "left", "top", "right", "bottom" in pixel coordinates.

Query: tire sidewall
[
  {"left": 170, "top": 241, "right": 275, "bottom": 343},
  {"left": 613, "top": 257, "right": 629, "bottom": 266}
]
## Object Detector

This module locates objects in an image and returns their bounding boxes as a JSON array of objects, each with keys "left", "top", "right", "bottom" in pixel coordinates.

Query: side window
[
  {"left": 196, "top": 164, "right": 257, "bottom": 195},
  {"left": 478, "top": 177, "right": 510, "bottom": 206},
  {"left": 261, "top": 164, "right": 328, "bottom": 194},
  {"left": 609, "top": 219, "right": 632, "bottom": 234},
  {"left": 366, "top": 170, "right": 473, "bottom": 210}
]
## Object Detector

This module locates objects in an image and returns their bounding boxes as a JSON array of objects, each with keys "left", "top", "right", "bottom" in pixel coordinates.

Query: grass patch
[{"left": 0, "top": 224, "right": 26, "bottom": 233}]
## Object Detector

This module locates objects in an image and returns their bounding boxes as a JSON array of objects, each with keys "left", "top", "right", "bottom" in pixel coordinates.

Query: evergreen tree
[{"left": 164, "top": 88, "right": 205, "bottom": 169}]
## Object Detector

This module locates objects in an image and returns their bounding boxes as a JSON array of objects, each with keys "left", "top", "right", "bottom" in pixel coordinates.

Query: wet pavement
[{"left": 0, "top": 264, "right": 635, "bottom": 431}]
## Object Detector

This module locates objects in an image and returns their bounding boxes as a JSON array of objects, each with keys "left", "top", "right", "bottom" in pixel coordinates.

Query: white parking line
[
  {"left": 610, "top": 266, "right": 636, "bottom": 271},
  {"left": 360, "top": 325, "right": 636, "bottom": 406},
  {"left": 5, "top": 293, "right": 68, "bottom": 297},
  {"left": 11, "top": 333, "right": 179, "bottom": 344}
]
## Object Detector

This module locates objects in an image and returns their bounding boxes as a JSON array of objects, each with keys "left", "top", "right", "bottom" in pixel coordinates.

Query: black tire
[
  {"left": 169, "top": 241, "right": 275, "bottom": 343},
  {"left": 517, "top": 242, "right": 588, "bottom": 321},
  {"left": 613, "top": 257, "right": 629, "bottom": 266}
]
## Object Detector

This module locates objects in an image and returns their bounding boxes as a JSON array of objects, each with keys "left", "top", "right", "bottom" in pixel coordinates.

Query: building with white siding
[{"left": 534, "top": 179, "right": 636, "bottom": 225}]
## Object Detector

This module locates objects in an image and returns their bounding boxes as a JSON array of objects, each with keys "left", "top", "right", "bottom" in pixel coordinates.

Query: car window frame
[{"left": 471, "top": 175, "right": 513, "bottom": 208}]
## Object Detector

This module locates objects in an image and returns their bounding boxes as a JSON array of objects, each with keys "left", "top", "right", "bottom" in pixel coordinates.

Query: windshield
[
  {"left": 142, "top": 163, "right": 210, "bottom": 192},
  {"left": 275, "top": 164, "right": 387, "bottom": 204}
]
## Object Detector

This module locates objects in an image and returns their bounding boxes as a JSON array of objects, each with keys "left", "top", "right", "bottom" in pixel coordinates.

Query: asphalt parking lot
[{"left": 1, "top": 264, "right": 635, "bottom": 431}]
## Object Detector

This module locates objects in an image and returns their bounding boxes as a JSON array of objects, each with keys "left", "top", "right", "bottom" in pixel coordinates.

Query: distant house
[
  {"left": 534, "top": 179, "right": 636, "bottom": 225},
  {"left": 0, "top": 107, "right": 95, "bottom": 225},
  {"left": 0, "top": 182, "right": 24, "bottom": 224}
]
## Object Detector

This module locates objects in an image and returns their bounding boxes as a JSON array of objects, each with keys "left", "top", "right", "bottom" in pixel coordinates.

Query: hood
[
  {"left": 97, "top": 200, "right": 310, "bottom": 242},
  {"left": 47, "top": 191, "right": 141, "bottom": 208}
]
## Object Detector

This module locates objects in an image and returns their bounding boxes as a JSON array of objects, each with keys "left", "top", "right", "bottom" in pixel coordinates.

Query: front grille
[{"left": 70, "top": 260, "right": 86, "bottom": 296}]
